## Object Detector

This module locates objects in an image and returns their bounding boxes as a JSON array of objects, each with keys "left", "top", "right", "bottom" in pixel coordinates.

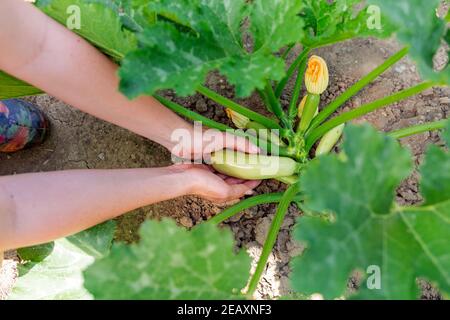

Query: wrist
[{"left": 165, "top": 166, "right": 199, "bottom": 196}]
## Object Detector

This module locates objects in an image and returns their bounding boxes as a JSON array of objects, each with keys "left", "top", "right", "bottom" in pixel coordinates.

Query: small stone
[
  {"left": 394, "top": 64, "right": 407, "bottom": 73},
  {"left": 371, "top": 115, "right": 389, "bottom": 129},
  {"left": 421, "top": 88, "right": 434, "bottom": 96},
  {"left": 286, "top": 240, "right": 304, "bottom": 257},
  {"left": 439, "top": 97, "right": 450, "bottom": 105},
  {"left": 195, "top": 99, "right": 208, "bottom": 112},
  {"left": 228, "top": 211, "right": 244, "bottom": 223},
  {"left": 179, "top": 216, "right": 193, "bottom": 228},
  {"left": 416, "top": 105, "right": 434, "bottom": 116},
  {"left": 98, "top": 152, "right": 105, "bottom": 161},
  {"left": 402, "top": 101, "right": 417, "bottom": 118},
  {"left": 255, "top": 216, "right": 273, "bottom": 245},
  {"left": 352, "top": 97, "right": 362, "bottom": 108}
]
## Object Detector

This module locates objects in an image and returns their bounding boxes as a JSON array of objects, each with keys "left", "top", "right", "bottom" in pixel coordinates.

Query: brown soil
[{"left": 0, "top": 37, "right": 449, "bottom": 300}]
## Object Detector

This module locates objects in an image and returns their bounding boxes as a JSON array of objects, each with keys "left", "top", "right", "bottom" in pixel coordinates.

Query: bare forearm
[
  {"left": 0, "top": 0, "right": 191, "bottom": 150},
  {"left": 0, "top": 168, "right": 192, "bottom": 251}
]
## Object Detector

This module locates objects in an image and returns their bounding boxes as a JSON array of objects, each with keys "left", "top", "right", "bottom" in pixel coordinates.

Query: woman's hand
[
  {"left": 172, "top": 164, "right": 261, "bottom": 204},
  {"left": 169, "top": 127, "right": 260, "bottom": 161}
]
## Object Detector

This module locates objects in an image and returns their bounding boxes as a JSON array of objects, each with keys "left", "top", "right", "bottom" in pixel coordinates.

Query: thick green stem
[
  {"left": 197, "top": 85, "right": 281, "bottom": 130},
  {"left": 305, "top": 81, "right": 435, "bottom": 150},
  {"left": 155, "top": 95, "right": 231, "bottom": 131},
  {"left": 388, "top": 119, "right": 448, "bottom": 139},
  {"left": 275, "top": 48, "right": 310, "bottom": 98},
  {"left": 288, "top": 49, "right": 310, "bottom": 122},
  {"left": 275, "top": 175, "right": 299, "bottom": 185},
  {"left": 308, "top": 47, "right": 410, "bottom": 132},
  {"left": 208, "top": 192, "right": 303, "bottom": 225},
  {"left": 257, "top": 89, "right": 275, "bottom": 114},
  {"left": 265, "top": 82, "right": 291, "bottom": 130},
  {"left": 297, "top": 94, "right": 320, "bottom": 134},
  {"left": 246, "top": 183, "right": 300, "bottom": 296}
]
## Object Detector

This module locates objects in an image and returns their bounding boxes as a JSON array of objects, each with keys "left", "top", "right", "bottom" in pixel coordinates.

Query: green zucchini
[{"left": 211, "top": 150, "right": 300, "bottom": 180}]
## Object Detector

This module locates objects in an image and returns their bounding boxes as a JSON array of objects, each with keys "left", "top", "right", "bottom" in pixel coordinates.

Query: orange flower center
[{"left": 307, "top": 60, "right": 321, "bottom": 83}]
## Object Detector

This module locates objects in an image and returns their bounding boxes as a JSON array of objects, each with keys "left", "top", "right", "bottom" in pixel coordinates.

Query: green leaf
[
  {"left": 300, "top": 0, "right": 396, "bottom": 48},
  {"left": 250, "top": 0, "right": 304, "bottom": 52},
  {"left": 420, "top": 120, "right": 450, "bottom": 206},
  {"left": 84, "top": 219, "right": 251, "bottom": 299},
  {"left": 367, "top": 0, "right": 449, "bottom": 84},
  {"left": 9, "top": 221, "right": 116, "bottom": 300},
  {"left": 36, "top": 0, "right": 138, "bottom": 60},
  {"left": 292, "top": 124, "right": 450, "bottom": 299},
  {"left": 119, "top": 0, "right": 304, "bottom": 98},
  {"left": 17, "top": 243, "right": 54, "bottom": 263},
  {"left": 0, "top": 71, "right": 42, "bottom": 99}
]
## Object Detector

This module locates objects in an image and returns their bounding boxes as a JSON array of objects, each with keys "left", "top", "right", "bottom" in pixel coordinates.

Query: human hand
[
  {"left": 172, "top": 164, "right": 261, "bottom": 204},
  {"left": 170, "top": 127, "right": 259, "bottom": 161}
]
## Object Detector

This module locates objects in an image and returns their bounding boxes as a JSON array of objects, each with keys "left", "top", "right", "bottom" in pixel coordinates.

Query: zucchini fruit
[{"left": 211, "top": 150, "right": 300, "bottom": 180}]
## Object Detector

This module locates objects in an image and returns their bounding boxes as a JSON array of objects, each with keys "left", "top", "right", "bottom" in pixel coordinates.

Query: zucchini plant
[{"left": 3, "top": 0, "right": 450, "bottom": 299}]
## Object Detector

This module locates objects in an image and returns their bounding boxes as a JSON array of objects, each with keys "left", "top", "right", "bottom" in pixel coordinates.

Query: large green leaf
[
  {"left": 367, "top": 0, "right": 449, "bottom": 84},
  {"left": 0, "top": 71, "right": 42, "bottom": 99},
  {"left": 119, "top": 0, "right": 304, "bottom": 98},
  {"left": 299, "top": 0, "right": 396, "bottom": 48},
  {"left": 36, "top": 0, "right": 138, "bottom": 60},
  {"left": 291, "top": 124, "right": 450, "bottom": 299},
  {"left": 9, "top": 221, "right": 116, "bottom": 300},
  {"left": 84, "top": 219, "right": 251, "bottom": 299}
]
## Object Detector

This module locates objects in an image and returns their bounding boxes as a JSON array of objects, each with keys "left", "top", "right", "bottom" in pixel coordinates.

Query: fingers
[
  {"left": 243, "top": 180, "right": 262, "bottom": 190},
  {"left": 227, "top": 183, "right": 256, "bottom": 199},
  {"left": 223, "top": 132, "right": 260, "bottom": 154},
  {"left": 224, "top": 177, "right": 245, "bottom": 185}
]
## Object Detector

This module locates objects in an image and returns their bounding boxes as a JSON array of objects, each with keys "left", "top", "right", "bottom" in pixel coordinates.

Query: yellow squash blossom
[
  {"left": 225, "top": 108, "right": 249, "bottom": 129},
  {"left": 305, "top": 55, "right": 329, "bottom": 95}
]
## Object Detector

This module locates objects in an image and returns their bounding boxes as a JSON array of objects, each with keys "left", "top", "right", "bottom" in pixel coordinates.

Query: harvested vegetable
[{"left": 211, "top": 150, "right": 300, "bottom": 180}]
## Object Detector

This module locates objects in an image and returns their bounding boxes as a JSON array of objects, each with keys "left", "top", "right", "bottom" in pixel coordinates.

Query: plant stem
[
  {"left": 197, "top": 85, "right": 281, "bottom": 130},
  {"left": 308, "top": 47, "right": 410, "bottom": 132},
  {"left": 305, "top": 81, "right": 435, "bottom": 150},
  {"left": 265, "top": 82, "right": 291, "bottom": 129},
  {"left": 388, "top": 119, "right": 448, "bottom": 139},
  {"left": 246, "top": 183, "right": 300, "bottom": 297},
  {"left": 281, "top": 43, "right": 295, "bottom": 60},
  {"left": 155, "top": 95, "right": 231, "bottom": 131},
  {"left": 208, "top": 192, "right": 303, "bottom": 225},
  {"left": 257, "top": 89, "right": 274, "bottom": 113},
  {"left": 275, "top": 48, "right": 310, "bottom": 98},
  {"left": 275, "top": 175, "right": 299, "bottom": 185},
  {"left": 288, "top": 49, "right": 310, "bottom": 122}
]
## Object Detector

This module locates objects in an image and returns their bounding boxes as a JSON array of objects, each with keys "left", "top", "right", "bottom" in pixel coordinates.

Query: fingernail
[{"left": 245, "top": 190, "right": 254, "bottom": 196}]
